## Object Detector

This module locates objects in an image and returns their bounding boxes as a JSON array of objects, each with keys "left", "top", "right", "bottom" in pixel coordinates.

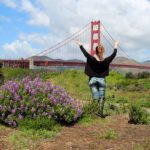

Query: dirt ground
[
  {"left": 0, "top": 127, "right": 12, "bottom": 150},
  {"left": 0, "top": 115, "right": 150, "bottom": 150},
  {"left": 37, "top": 115, "right": 150, "bottom": 150}
]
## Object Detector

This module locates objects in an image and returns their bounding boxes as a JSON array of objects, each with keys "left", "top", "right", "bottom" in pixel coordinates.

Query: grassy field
[
  {"left": 0, "top": 68, "right": 150, "bottom": 149},
  {"left": 47, "top": 69, "right": 150, "bottom": 107}
]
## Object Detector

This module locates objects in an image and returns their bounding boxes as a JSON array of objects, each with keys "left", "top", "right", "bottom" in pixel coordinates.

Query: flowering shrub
[{"left": 0, "top": 76, "right": 83, "bottom": 127}]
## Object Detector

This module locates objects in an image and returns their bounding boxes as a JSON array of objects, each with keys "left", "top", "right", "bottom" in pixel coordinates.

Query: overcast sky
[{"left": 0, "top": 0, "right": 150, "bottom": 62}]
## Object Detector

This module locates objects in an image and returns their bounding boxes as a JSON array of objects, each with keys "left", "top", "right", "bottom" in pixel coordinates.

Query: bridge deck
[{"left": 1, "top": 60, "right": 150, "bottom": 70}]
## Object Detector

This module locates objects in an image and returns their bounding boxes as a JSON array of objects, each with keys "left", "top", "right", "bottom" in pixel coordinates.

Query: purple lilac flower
[
  {"left": 18, "top": 114, "right": 24, "bottom": 120},
  {"left": 25, "top": 85, "right": 30, "bottom": 93},
  {"left": 4, "top": 81, "right": 20, "bottom": 94},
  {"left": 12, "top": 121, "right": 17, "bottom": 127},
  {"left": 31, "top": 107, "right": 36, "bottom": 113},
  {"left": 0, "top": 94, "right": 3, "bottom": 100},
  {"left": 8, "top": 121, "right": 12, "bottom": 126},
  {"left": 51, "top": 98, "right": 57, "bottom": 105},
  {"left": 14, "top": 93, "right": 20, "bottom": 101},
  {"left": 19, "top": 105, "right": 25, "bottom": 112},
  {"left": 11, "top": 109, "right": 16, "bottom": 114},
  {"left": 66, "top": 98, "right": 72, "bottom": 105},
  {"left": 22, "top": 76, "right": 31, "bottom": 84},
  {"left": 30, "top": 89, "right": 36, "bottom": 96}
]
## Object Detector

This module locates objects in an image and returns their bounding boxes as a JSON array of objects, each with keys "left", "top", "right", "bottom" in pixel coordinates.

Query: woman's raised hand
[
  {"left": 74, "top": 40, "right": 82, "bottom": 46},
  {"left": 114, "top": 41, "right": 119, "bottom": 49}
]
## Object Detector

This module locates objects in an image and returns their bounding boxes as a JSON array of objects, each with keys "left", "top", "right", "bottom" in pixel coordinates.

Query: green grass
[
  {"left": 7, "top": 123, "right": 61, "bottom": 150},
  {"left": 8, "top": 129, "right": 60, "bottom": 150},
  {"left": 100, "top": 129, "right": 119, "bottom": 140},
  {"left": 1, "top": 67, "right": 61, "bottom": 81},
  {"left": 47, "top": 69, "right": 150, "bottom": 121},
  {"left": 48, "top": 69, "right": 92, "bottom": 102},
  {"left": 78, "top": 115, "right": 96, "bottom": 126},
  {"left": 2, "top": 117, "right": 62, "bottom": 150},
  {"left": 0, "top": 124, "right": 7, "bottom": 130},
  {"left": 1, "top": 68, "right": 31, "bottom": 80},
  {"left": 48, "top": 69, "right": 150, "bottom": 102},
  {"left": 132, "top": 140, "right": 150, "bottom": 150}
]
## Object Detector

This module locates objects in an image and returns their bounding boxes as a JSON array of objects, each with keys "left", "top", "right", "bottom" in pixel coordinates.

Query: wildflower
[
  {"left": 11, "top": 109, "right": 16, "bottom": 114},
  {"left": 18, "top": 114, "right": 24, "bottom": 120},
  {"left": 14, "top": 93, "right": 20, "bottom": 101},
  {"left": 31, "top": 107, "right": 36, "bottom": 113}
]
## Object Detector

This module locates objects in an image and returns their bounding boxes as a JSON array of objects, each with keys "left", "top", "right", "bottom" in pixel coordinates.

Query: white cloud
[
  {"left": 19, "top": 32, "right": 62, "bottom": 50},
  {"left": 20, "top": 0, "right": 50, "bottom": 27},
  {"left": 19, "top": 33, "right": 50, "bottom": 46},
  {"left": 69, "top": 27, "right": 80, "bottom": 35},
  {"left": 2, "top": 40, "right": 37, "bottom": 58},
  {"left": 0, "top": 0, "right": 17, "bottom": 8}
]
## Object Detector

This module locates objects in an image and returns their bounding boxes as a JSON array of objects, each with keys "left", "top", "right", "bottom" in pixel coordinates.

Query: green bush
[
  {"left": 128, "top": 101, "right": 150, "bottom": 124},
  {"left": 137, "top": 98, "right": 150, "bottom": 108},
  {"left": 126, "top": 84, "right": 145, "bottom": 91},
  {"left": 137, "top": 72, "right": 150, "bottom": 79},
  {"left": 126, "top": 72, "right": 150, "bottom": 79},
  {"left": 18, "top": 117, "right": 57, "bottom": 130},
  {"left": 125, "top": 72, "right": 135, "bottom": 79},
  {"left": 83, "top": 101, "right": 100, "bottom": 116}
]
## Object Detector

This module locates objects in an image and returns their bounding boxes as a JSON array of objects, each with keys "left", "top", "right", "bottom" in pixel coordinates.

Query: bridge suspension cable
[
  {"left": 101, "top": 29, "right": 131, "bottom": 58},
  {"left": 100, "top": 22, "right": 132, "bottom": 59},
  {"left": 43, "top": 25, "right": 90, "bottom": 56},
  {"left": 33, "top": 23, "right": 90, "bottom": 57}
]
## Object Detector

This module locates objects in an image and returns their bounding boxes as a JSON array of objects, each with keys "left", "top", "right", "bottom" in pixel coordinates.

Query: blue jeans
[{"left": 89, "top": 77, "right": 106, "bottom": 101}]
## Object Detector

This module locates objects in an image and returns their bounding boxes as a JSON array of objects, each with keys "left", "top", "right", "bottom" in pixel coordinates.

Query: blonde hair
[{"left": 96, "top": 44, "right": 105, "bottom": 54}]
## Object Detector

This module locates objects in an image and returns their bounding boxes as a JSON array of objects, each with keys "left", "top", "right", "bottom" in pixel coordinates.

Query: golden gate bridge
[{"left": 1, "top": 20, "right": 150, "bottom": 70}]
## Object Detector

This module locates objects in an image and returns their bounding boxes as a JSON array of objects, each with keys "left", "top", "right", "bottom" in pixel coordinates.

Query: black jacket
[{"left": 80, "top": 45, "right": 117, "bottom": 78}]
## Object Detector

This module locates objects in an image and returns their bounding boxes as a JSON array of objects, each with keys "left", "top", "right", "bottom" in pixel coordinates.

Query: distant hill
[
  {"left": 27, "top": 56, "right": 53, "bottom": 61},
  {"left": 111, "top": 57, "right": 150, "bottom": 74},
  {"left": 112, "top": 57, "right": 141, "bottom": 65},
  {"left": 28, "top": 56, "right": 84, "bottom": 62},
  {"left": 66, "top": 59, "right": 84, "bottom": 62},
  {"left": 142, "top": 60, "right": 150, "bottom": 66},
  {"left": 27, "top": 56, "right": 66, "bottom": 62}
]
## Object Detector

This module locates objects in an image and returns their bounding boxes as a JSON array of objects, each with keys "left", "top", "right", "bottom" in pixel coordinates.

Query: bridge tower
[
  {"left": 29, "top": 58, "right": 34, "bottom": 69},
  {"left": 90, "top": 20, "right": 100, "bottom": 56}
]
